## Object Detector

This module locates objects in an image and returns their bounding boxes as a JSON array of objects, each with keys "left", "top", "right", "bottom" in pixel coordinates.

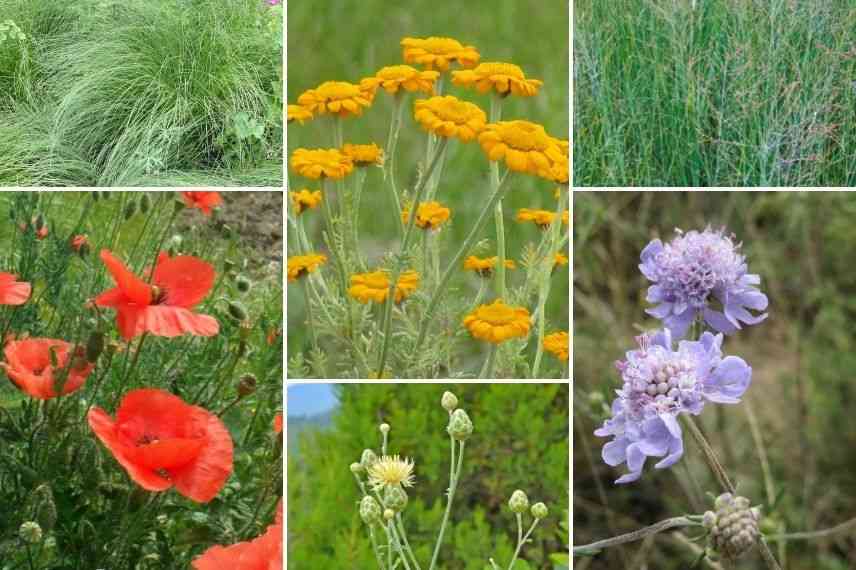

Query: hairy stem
[
  {"left": 573, "top": 516, "right": 702, "bottom": 555},
  {"left": 507, "top": 518, "right": 540, "bottom": 570},
  {"left": 428, "top": 440, "right": 465, "bottom": 570}
]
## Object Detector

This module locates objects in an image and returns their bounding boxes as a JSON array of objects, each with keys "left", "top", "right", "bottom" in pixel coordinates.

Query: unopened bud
[
  {"left": 140, "top": 193, "right": 152, "bottom": 214},
  {"left": 237, "top": 373, "right": 257, "bottom": 397},
  {"left": 447, "top": 409, "right": 473, "bottom": 441},
  {"left": 508, "top": 490, "right": 529, "bottom": 514},
  {"left": 709, "top": 493, "right": 760, "bottom": 561},
  {"left": 228, "top": 301, "right": 248, "bottom": 321},
  {"left": 531, "top": 502, "right": 548, "bottom": 519},
  {"left": 34, "top": 214, "right": 45, "bottom": 231},
  {"left": 360, "top": 496, "right": 382, "bottom": 525},
  {"left": 360, "top": 449, "right": 378, "bottom": 470},
  {"left": 19, "top": 522, "right": 42, "bottom": 544},
  {"left": 441, "top": 391, "right": 458, "bottom": 412},
  {"left": 123, "top": 199, "right": 138, "bottom": 220},
  {"left": 236, "top": 275, "right": 251, "bottom": 293},
  {"left": 383, "top": 508, "right": 395, "bottom": 521},
  {"left": 384, "top": 485, "right": 408, "bottom": 512},
  {"left": 350, "top": 462, "right": 363, "bottom": 474},
  {"left": 379, "top": 423, "right": 390, "bottom": 435},
  {"left": 702, "top": 511, "right": 717, "bottom": 529},
  {"left": 86, "top": 331, "right": 105, "bottom": 362}
]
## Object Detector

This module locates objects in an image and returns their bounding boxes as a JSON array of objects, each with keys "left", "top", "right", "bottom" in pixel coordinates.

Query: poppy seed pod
[
  {"left": 86, "top": 331, "right": 105, "bottom": 362},
  {"left": 236, "top": 275, "right": 251, "bottom": 293},
  {"left": 708, "top": 493, "right": 760, "bottom": 561},
  {"left": 124, "top": 199, "right": 138, "bottom": 220},
  {"left": 360, "top": 496, "right": 382, "bottom": 525},
  {"left": 447, "top": 409, "right": 473, "bottom": 441},
  {"left": 441, "top": 391, "right": 458, "bottom": 412},
  {"left": 140, "top": 193, "right": 152, "bottom": 214},
  {"left": 383, "top": 484, "right": 408, "bottom": 512},
  {"left": 508, "top": 490, "right": 529, "bottom": 514},
  {"left": 19, "top": 522, "right": 42, "bottom": 544},
  {"left": 531, "top": 502, "right": 548, "bottom": 519},
  {"left": 228, "top": 301, "right": 248, "bottom": 321},
  {"left": 237, "top": 373, "right": 257, "bottom": 397}
]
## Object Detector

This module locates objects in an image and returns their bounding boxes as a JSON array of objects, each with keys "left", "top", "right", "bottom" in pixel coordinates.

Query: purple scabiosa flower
[
  {"left": 640, "top": 228, "right": 768, "bottom": 338},
  {"left": 595, "top": 329, "right": 751, "bottom": 484}
]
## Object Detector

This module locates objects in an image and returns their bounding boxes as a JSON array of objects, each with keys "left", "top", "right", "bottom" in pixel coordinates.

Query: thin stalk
[
  {"left": 396, "top": 514, "right": 422, "bottom": 570},
  {"left": 385, "top": 521, "right": 413, "bottom": 570},
  {"left": 376, "top": 138, "right": 449, "bottom": 377},
  {"left": 489, "top": 95, "right": 506, "bottom": 300},
  {"left": 413, "top": 171, "right": 513, "bottom": 362},
  {"left": 320, "top": 178, "right": 354, "bottom": 339},
  {"left": 507, "top": 518, "right": 540, "bottom": 570},
  {"left": 384, "top": 94, "right": 406, "bottom": 235},
  {"left": 477, "top": 344, "right": 497, "bottom": 379},
  {"left": 428, "top": 440, "right": 465, "bottom": 570},
  {"left": 573, "top": 516, "right": 702, "bottom": 554},
  {"left": 766, "top": 516, "right": 856, "bottom": 542},
  {"left": 302, "top": 280, "right": 318, "bottom": 351},
  {"left": 369, "top": 526, "right": 387, "bottom": 570},
  {"left": 681, "top": 415, "right": 735, "bottom": 493},
  {"left": 352, "top": 168, "right": 368, "bottom": 268}
]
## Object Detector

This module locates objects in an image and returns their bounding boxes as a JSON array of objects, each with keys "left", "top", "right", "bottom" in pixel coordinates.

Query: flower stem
[
  {"left": 412, "top": 172, "right": 513, "bottom": 367},
  {"left": 369, "top": 525, "right": 387, "bottom": 570},
  {"left": 302, "top": 279, "right": 318, "bottom": 351},
  {"left": 681, "top": 415, "right": 735, "bottom": 494},
  {"left": 428, "top": 439, "right": 465, "bottom": 570},
  {"left": 376, "top": 138, "right": 449, "bottom": 377},
  {"left": 478, "top": 344, "right": 497, "bottom": 379},
  {"left": 489, "top": 94, "right": 506, "bottom": 301},
  {"left": 385, "top": 520, "right": 413, "bottom": 570},
  {"left": 572, "top": 516, "right": 702, "bottom": 555},
  {"left": 396, "top": 514, "right": 422, "bottom": 570},
  {"left": 507, "top": 518, "right": 540, "bottom": 570},
  {"left": 320, "top": 178, "right": 354, "bottom": 339},
  {"left": 384, "top": 94, "right": 406, "bottom": 235}
]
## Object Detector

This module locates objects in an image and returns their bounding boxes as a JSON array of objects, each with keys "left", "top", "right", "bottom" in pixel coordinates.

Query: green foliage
[
  {"left": 574, "top": 192, "right": 856, "bottom": 568},
  {"left": 575, "top": 0, "right": 856, "bottom": 186},
  {"left": 0, "top": 0, "right": 283, "bottom": 186},
  {"left": 0, "top": 192, "right": 283, "bottom": 568},
  {"left": 288, "top": 383, "right": 569, "bottom": 569}
]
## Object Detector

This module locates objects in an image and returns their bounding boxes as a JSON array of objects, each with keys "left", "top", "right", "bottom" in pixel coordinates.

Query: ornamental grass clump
[
  {"left": 0, "top": 191, "right": 283, "bottom": 569},
  {"left": 350, "top": 391, "right": 553, "bottom": 570},
  {"left": 288, "top": 35, "right": 568, "bottom": 379}
]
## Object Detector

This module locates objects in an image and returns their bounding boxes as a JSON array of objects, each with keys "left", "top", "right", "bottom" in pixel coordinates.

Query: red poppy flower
[
  {"left": 0, "top": 273, "right": 31, "bottom": 305},
  {"left": 1, "top": 338, "right": 93, "bottom": 399},
  {"left": 95, "top": 250, "right": 219, "bottom": 339},
  {"left": 181, "top": 192, "right": 223, "bottom": 215},
  {"left": 88, "top": 388, "right": 234, "bottom": 503},
  {"left": 70, "top": 234, "right": 89, "bottom": 252},
  {"left": 193, "top": 501, "right": 283, "bottom": 569},
  {"left": 273, "top": 413, "right": 282, "bottom": 434}
]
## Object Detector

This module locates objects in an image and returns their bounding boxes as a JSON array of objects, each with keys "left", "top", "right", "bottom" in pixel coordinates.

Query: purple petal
[{"left": 705, "top": 356, "right": 752, "bottom": 403}]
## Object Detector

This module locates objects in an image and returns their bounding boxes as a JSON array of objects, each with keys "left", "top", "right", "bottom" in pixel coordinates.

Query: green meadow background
[
  {"left": 287, "top": 0, "right": 570, "bottom": 372},
  {"left": 575, "top": 192, "right": 856, "bottom": 569}
]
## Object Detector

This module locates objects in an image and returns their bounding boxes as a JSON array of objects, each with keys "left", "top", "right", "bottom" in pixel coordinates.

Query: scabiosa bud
[
  {"left": 595, "top": 329, "right": 751, "bottom": 484},
  {"left": 708, "top": 493, "right": 760, "bottom": 561},
  {"left": 383, "top": 484, "right": 408, "bottom": 512},
  {"left": 360, "top": 449, "right": 378, "bottom": 470},
  {"left": 19, "top": 522, "right": 42, "bottom": 544},
  {"left": 531, "top": 502, "right": 548, "bottom": 519},
  {"left": 441, "top": 391, "right": 458, "bottom": 412},
  {"left": 360, "top": 496, "right": 382, "bottom": 525},
  {"left": 447, "top": 409, "right": 473, "bottom": 441},
  {"left": 508, "top": 490, "right": 529, "bottom": 514},
  {"left": 640, "top": 228, "right": 768, "bottom": 338}
]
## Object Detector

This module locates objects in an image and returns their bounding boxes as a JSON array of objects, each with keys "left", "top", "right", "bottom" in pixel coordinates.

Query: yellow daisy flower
[
  {"left": 348, "top": 270, "right": 419, "bottom": 304},
  {"left": 462, "top": 255, "right": 516, "bottom": 277},
  {"left": 562, "top": 210, "right": 569, "bottom": 225},
  {"left": 341, "top": 143, "right": 384, "bottom": 167},
  {"left": 400, "top": 36, "right": 480, "bottom": 71},
  {"left": 287, "top": 104, "right": 313, "bottom": 124},
  {"left": 478, "top": 120, "right": 564, "bottom": 179},
  {"left": 543, "top": 331, "right": 569, "bottom": 362},
  {"left": 287, "top": 254, "right": 327, "bottom": 282},
  {"left": 368, "top": 455, "right": 415, "bottom": 491},
  {"left": 413, "top": 95, "right": 486, "bottom": 142},
  {"left": 290, "top": 148, "right": 354, "bottom": 180},
  {"left": 463, "top": 299, "right": 531, "bottom": 344},
  {"left": 451, "top": 62, "right": 543, "bottom": 97},
  {"left": 290, "top": 189, "right": 322, "bottom": 215},
  {"left": 361, "top": 65, "right": 440, "bottom": 95},
  {"left": 517, "top": 208, "right": 557, "bottom": 229},
  {"left": 554, "top": 252, "right": 569, "bottom": 267},
  {"left": 401, "top": 201, "right": 451, "bottom": 230},
  {"left": 296, "top": 81, "right": 375, "bottom": 118}
]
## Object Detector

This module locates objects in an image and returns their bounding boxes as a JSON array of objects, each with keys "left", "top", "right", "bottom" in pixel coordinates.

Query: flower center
[
  {"left": 422, "top": 37, "right": 465, "bottom": 54},
  {"left": 498, "top": 121, "right": 550, "bottom": 150},
  {"left": 378, "top": 65, "right": 417, "bottom": 80},
  {"left": 477, "top": 303, "right": 516, "bottom": 324},
  {"left": 625, "top": 355, "right": 702, "bottom": 415},
  {"left": 316, "top": 81, "right": 363, "bottom": 100}
]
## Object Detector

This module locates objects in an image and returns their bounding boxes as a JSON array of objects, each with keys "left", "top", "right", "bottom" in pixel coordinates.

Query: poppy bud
[
  {"left": 441, "top": 391, "right": 458, "bottom": 412},
  {"left": 508, "top": 490, "right": 529, "bottom": 514},
  {"left": 237, "top": 373, "right": 257, "bottom": 397},
  {"left": 124, "top": 199, "right": 138, "bottom": 220},
  {"left": 447, "top": 409, "right": 473, "bottom": 441},
  {"left": 28, "top": 484, "right": 57, "bottom": 532},
  {"left": 19, "top": 522, "right": 42, "bottom": 544},
  {"left": 34, "top": 214, "right": 45, "bottom": 231},
  {"left": 228, "top": 301, "right": 248, "bottom": 321},
  {"left": 140, "top": 193, "right": 152, "bottom": 214},
  {"left": 236, "top": 275, "right": 251, "bottom": 293},
  {"left": 531, "top": 502, "right": 548, "bottom": 519},
  {"left": 224, "top": 259, "right": 236, "bottom": 272},
  {"left": 86, "top": 331, "right": 105, "bottom": 362},
  {"left": 360, "top": 496, "right": 382, "bottom": 525},
  {"left": 173, "top": 198, "right": 186, "bottom": 213},
  {"left": 384, "top": 484, "right": 408, "bottom": 512}
]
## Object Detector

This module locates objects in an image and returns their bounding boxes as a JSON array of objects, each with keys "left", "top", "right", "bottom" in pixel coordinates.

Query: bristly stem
[
  {"left": 385, "top": 520, "right": 413, "bottom": 570},
  {"left": 376, "top": 138, "right": 449, "bottom": 377},
  {"left": 573, "top": 516, "right": 703, "bottom": 555},
  {"left": 428, "top": 439, "right": 465, "bottom": 570},
  {"left": 396, "top": 514, "right": 422, "bottom": 570},
  {"left": 507, "top": 518, "right": 541, "bottom": 570}
]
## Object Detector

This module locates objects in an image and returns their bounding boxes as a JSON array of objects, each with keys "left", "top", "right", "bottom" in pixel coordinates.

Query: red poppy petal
[
  {"left": 132, "top": 438, "right": 206, "bottom": 471},
  {"left": 116, "top": 305, "right": 144, "bottom": 340},
  {"left": 100, "top": 250, "right": 152, "bottom": 306},
  {"left": 192, "top": 542, "right": 253, "bottom": 569},
  {"left": 171, "top": 408, "right": 233, "bottom": 503},
  {"left": 94, "top": 287, "right": 125, "bottom": 308},
  {"left": 153, "top": 255, "right": 215, "bottom": 308},
  {"left": 88, "top": 407, "right": 173, "bottom": 492},
  {"left": 138, "top": 306, "right": 219, "bottom": 338},
  {"left": 0, "top": 273, "right": 30, "bottom": 305},
  {"left": 115, "top": 389, "right": 195, "bottom": 437}
]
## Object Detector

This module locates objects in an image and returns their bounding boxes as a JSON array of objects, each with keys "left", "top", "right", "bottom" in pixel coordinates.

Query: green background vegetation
[
  {"left": 287, "top": 0, "right": 569, "bottom": 377},
  {"left": 0, "top": 0, "right": 283, "bottom": 186},
  {"left": 574, "top": 0, "right": 856, "bottom": 186},
  {"left": 287, "top": 383, "right": 569, "bottom": 569},
  {"left": 574, "top": 192, "right": 856, "bottom": 569},
  {"left": 0, "top": 192, "right": 283, "bottom": 568}
]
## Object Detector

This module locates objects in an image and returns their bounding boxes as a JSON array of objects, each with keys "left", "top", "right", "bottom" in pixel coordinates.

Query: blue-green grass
[{"left": 574, "top": 0, "right": 856, "bottom": 186}]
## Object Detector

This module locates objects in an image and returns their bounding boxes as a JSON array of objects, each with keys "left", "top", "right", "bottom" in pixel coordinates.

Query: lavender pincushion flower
[
  {"left": 640, "top": 228, "right": 768, "bottom": 338},
  {"left": 595, "top": 329, "right": 751, "bottom": 484}
]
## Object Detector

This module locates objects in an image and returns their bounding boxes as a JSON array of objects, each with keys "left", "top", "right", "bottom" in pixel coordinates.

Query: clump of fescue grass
[
  {"left": 574, "top": 0, "right": 856, "bottom": 186},
  {"left": 0, "top": 0, "right": 282, "bottom": 186}
]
